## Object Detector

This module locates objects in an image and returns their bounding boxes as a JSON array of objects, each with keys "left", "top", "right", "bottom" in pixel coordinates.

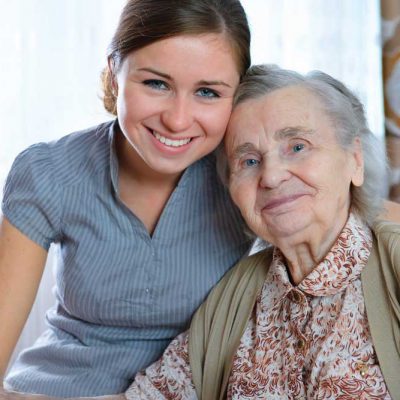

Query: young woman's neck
[{"left": 115, "top": 132, "right": 183, "bottom": 235}]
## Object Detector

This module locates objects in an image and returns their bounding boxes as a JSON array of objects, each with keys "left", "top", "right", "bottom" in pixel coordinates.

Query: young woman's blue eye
[
  {"left": 292, "top": 143, "right": 305, "bottom": 153},
  {"left": 143, "top": 79, "right": 168, "bottom": 90},
  {"left": 244, "top": 159, "right": 259, "bottom": 167},
  {"left": 196, "top": 88, "right": 219, "bottom": 98}
]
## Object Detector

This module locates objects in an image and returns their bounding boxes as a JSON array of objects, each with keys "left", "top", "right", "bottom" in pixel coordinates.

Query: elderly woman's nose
[
  {"left": 161, "top": 96, "right": 194, "bottom": 133},
  {"left": 259, "top": 157, "right": 291, "bottom": 189}
]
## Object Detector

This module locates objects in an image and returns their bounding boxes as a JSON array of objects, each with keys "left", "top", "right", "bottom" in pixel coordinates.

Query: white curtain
[
  {"left": 0, "top": 0, "right": 383, "bottom": 368},
  {"left": 0, "top": 0, "right": 127, "bottom": 370},
  {"left": 242, "top": 0, "right": 384, "bottom": 137}
]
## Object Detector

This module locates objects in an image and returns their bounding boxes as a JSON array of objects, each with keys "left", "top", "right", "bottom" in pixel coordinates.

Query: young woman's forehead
[{"left": 122, "top": 34, "right": 241, "bottom": 83}]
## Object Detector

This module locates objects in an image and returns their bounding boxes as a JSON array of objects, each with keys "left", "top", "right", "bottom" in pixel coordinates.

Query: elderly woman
[
  {"left": 124, "top": 65, "right": 400, "bottom": 399},
  {"left": 2, "top": 65, "right": 400, "bottom": 399}
]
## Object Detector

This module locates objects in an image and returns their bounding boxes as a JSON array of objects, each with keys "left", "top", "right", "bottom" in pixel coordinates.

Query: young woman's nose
[
  {"left": 161, "top": 95, "right": 194, "bottom": 133},
  {"left": 259, "top": 156, "right": 291, "bottom": 189}
]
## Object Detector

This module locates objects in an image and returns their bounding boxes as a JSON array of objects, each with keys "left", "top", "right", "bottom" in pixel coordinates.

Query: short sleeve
[{"left": 1, "top": 143, "right": 62, "bottom": 250}]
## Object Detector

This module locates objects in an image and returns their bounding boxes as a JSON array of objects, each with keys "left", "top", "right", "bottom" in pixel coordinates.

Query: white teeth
[{"left": 153, "top": 131, "right": 191, "bottom": 147}]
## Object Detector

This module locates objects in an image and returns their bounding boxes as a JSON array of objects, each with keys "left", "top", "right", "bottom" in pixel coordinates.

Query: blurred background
[{"left": 0, "top": 0, "right": 399, "bottom": 370}]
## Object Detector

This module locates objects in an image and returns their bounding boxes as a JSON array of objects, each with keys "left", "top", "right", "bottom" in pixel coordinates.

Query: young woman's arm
[
  {"left": 0, "top": 217, "right": 48, "bottom": 377},
  {"left": 0, "top": 385, "right": 126, "bottom": 400},
  {"left": 0, "top": 329, "right": 192, "bottom": 399},
  {"left": 381, "top": 200, "right": 400, "bottom": 223}
]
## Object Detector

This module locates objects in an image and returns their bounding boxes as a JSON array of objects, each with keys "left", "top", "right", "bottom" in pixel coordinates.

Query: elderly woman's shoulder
[
  {"left": 372, "top": 220, "right": 400, "bottom": 266},
  {"left": 373, "top": 219, "right": 400, "bottom": 236},
  {"left": 220, "top": 246, "right": 273, "bottom": 287}
]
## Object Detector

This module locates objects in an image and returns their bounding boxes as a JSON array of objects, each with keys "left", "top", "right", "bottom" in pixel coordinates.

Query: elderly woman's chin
[{"left": 250, "top": 195, "right": 351, "bottom": 250}]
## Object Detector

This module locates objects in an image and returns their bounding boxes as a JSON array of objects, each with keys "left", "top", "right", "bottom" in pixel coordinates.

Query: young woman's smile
[{"left": 113, "top": 33, "right": 240, "bottom": 180}]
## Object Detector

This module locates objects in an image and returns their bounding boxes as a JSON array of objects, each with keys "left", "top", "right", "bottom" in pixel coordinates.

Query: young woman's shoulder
[
  {"left": 1, "top": 120, "right": 115, "bottom": 248},
  {"left": 46, "top": 120, "right": 115, "bottom": 184},
  {"left": 8, "top": 120, "right": 114, "bottom": 185}
]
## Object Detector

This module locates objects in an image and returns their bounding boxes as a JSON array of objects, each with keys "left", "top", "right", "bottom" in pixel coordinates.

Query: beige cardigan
[{"left": 188, "top": 221, "right": 400, "bottom": 400}]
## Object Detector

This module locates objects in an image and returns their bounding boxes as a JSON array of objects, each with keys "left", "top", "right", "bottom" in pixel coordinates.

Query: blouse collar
[{"left": 261, "top": 213, "right": 372, "bottom": 309}]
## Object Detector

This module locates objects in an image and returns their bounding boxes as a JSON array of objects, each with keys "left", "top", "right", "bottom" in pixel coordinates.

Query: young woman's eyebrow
[
  {"left": 137, "top": 68, "right": 232, "bottom": 88},
  {"left": 198, "top": 79, "right": 233, "bottom": 88},
  {"left": 137, "top": 67, "right": 172, "bottom": 80}
]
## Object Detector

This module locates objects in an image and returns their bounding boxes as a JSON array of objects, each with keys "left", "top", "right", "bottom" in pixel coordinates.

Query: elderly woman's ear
[{"left": 351, "top": 137, "right": 364, "bottom": 187}]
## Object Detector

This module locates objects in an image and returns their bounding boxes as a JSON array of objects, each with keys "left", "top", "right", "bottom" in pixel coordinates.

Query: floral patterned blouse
[{"left": 126, "top": 214, "right": 391, "bottom": 399}]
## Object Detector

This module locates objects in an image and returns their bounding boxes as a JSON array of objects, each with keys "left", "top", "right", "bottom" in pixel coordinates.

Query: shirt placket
[{"left": 286, "top": 288, "right": 311, "bottom": 399}]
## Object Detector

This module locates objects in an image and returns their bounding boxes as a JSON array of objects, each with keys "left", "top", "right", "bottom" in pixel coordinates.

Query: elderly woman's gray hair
[{"left": 219, "top": 64, "right": 388, "bottom": 226}]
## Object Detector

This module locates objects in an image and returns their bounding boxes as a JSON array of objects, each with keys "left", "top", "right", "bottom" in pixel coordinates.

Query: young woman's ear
[{"left": 107, "top": 57, "right": 118, "bottom": 97}]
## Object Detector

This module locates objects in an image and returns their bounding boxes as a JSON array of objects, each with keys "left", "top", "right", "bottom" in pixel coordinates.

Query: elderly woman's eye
[
  {"left": 292, "top": 143, "right": 305, "bottom": 153},
  {"left": 244, "top": 158, "right": 259, "bottom": 167}
]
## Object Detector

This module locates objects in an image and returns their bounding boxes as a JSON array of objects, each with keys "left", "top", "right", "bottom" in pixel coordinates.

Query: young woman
[{"left": 0, "top": 0, "right": 252, "bottom": 396}]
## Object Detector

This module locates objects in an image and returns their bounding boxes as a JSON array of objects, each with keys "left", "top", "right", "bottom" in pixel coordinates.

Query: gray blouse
[{"left": 1, "top": 120, "right": 251, "bottom": 397}]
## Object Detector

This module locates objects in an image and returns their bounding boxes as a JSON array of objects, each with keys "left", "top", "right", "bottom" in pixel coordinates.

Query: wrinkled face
[
  {"left": 226, "top": 86, "right": 364, "bottom": 246},
  {"left": 113, "top": 33, "right": 240, "bottom": 178}
]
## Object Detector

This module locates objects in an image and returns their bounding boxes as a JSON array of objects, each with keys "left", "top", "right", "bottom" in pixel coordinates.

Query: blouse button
[
  {"left": 289, "top": 290, "right": 303, "bottom": 304},
  {"left": 355, "top": 362, "right": 368, "bottom": 377},
  {"left": 296, "top": 339, "right": 306, "bottom": 350}
]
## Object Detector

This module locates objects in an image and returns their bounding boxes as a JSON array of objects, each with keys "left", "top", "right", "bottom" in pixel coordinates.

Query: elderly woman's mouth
[{"left": 261, "top": 194, "right": 308, "bottom": 212}]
